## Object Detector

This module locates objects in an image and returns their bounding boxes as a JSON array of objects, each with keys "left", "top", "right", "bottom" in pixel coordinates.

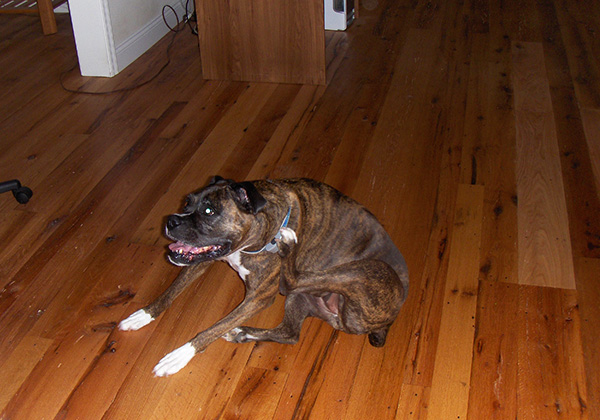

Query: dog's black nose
[{"left": 166, "top": 215, "right": 183, "bottom": 231}]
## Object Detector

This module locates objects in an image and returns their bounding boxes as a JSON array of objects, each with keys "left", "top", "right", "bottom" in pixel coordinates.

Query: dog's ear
[
  {"left": 231, "top": 182, "right": 267, "bottom": 214},
  {"left": 209, "top": 175, "right": 229, "bottom": 185}
]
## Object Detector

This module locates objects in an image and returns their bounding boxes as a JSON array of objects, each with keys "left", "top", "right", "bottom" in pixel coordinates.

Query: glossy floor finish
[{"left": 1, "top": 1, "right": 599, "bottom": 418}]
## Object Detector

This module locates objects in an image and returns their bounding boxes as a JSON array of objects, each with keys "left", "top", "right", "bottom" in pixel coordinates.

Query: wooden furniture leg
[{"left": 37, "top": 0, "right": 57, "bottom": 34}]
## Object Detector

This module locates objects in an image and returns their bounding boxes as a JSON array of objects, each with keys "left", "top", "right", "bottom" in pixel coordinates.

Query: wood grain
[
  {"left": 581, "top": 108, "right": 600, "bottom": 196},
  {"left": 462, "top": 36, "right": 518, "bottom": 284},
  {"left": 468, "top": 281, "right": 519, "bottom": 419},
  {"left": 37, "top": 0, "right": 57, "bottom": 35},
  {"left": 575, "top": 258, "right": 600, "bottom": 420},
  {"left": 426, "top": 184, "right": 484, "bottom": 420},
  {"left": 537, "top": 1, "right": 600, "bottom": 261},
  {"left": 131, "top": 83, "right": 278, "bottom": 245},
  {"left": 196, "top": 0, "right": 326, "bottom": 84},
  {"left": 1, "top": 2, "right": 599, "bottom": 418},
  {"left": 517, "top": 285, "right": 588, "bottom": 419},
  {"left": 1, "top": 243, "right": 170, "bottom": 420},
  {"left": 222, "top": 366, "right": 288, "bottom": 420},
  {"left": 268, "top": 323, "right": 342, "bottom": 420},
  {"left": 552, "top": 0, "right": 600, "bottom": 108},
  {"left": 0, "top": 335, "right": 52, "bottom": 412},
  {"left": 395, "top": 383, "right": 430, "bottom": 419},
  {"left": 343, "top": 15, "right": 456, "bottom": 417},
  {"left": 512, "top": 41, "right": 576, "bottom": 289}
]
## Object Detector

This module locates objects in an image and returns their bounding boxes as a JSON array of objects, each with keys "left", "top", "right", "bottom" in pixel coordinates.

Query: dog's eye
[{"left": 203, "top": 207, "right": 215, "bottom": 216}]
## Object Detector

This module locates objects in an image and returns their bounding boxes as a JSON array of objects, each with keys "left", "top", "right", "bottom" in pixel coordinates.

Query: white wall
[
  {"left": 70, "top": 0, "right": 186, "bottom": 77},
  {"left": 109, "top": 0, "right": 167, "bottom": 45}
]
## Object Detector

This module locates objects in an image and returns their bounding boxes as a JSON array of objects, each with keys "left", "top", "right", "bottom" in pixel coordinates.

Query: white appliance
[{"left": 324, "top": 0, "right": 355, "bottom": 31}]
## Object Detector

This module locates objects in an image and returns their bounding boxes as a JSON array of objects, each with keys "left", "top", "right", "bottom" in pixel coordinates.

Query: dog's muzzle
[{"left": 165, "top": 215, "right": 230, "bottom": 265}]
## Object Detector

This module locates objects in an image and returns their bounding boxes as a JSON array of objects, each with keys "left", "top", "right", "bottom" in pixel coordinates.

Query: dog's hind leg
[
  {"left": 280, "top": 255, "right": 405, "bottom": 339},
  {"left": 119, "top": 261, "right": 211, "bottom": 331},
  {"left": 223, "top": 292, "right": 312, "bottom": 344}
]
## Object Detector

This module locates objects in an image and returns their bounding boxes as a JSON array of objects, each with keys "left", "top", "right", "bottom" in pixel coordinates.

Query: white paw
[
  {"left": 119, "top": 309, "right": 154, "bottom": 331},
  {"left": 153, "top": 342, "right": 196, "bottom": 377},
  {"left": 279, "top": 227, "right": 298, "bottom": 243}
]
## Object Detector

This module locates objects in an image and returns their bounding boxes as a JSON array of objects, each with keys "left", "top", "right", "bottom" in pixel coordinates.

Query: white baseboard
[{"left": 115, "top": 2, "right": 186, "bottom": 73}]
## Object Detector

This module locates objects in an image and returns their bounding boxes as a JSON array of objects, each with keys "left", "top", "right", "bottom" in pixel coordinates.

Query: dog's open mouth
[{"left": 167, "top": 241, "right": 228, "bottom": 265}]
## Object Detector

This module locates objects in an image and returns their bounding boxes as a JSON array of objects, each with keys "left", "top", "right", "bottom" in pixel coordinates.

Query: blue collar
[{"left": 241, "top": 207, "right": 292, "bottom": 254}]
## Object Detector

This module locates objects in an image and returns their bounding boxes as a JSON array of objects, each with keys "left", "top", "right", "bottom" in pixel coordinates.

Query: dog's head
[{"left": 165, "top": 176, "right": 267, "bottom": 266}]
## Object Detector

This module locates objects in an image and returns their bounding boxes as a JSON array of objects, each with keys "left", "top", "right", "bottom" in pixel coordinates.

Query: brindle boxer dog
[{"left": 119, "top": 177, "right": 409, "bottom": 377}]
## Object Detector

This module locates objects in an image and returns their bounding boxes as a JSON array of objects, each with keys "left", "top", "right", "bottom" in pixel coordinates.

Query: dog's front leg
[
  {"left": 153, "top": 279, "right": 278, "bottom": 377},
  {"left": 119, "top": 261, "right": 212, "bottom": 331}
]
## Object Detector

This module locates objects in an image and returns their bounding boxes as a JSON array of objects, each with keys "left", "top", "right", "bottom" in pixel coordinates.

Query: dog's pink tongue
[{"left": 169, "top": 242, "right": 194, "bottom": 253}]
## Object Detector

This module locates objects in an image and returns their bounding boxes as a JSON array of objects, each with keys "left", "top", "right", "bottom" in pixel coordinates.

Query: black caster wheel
[{"left": 0, "top": 180, "right": 33, "bottom": 204}]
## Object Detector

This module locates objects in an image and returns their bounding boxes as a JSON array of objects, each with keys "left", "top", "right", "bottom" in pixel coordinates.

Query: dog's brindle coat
[{"left": 119, "top": 177, "right": 409, "bottom": 376}]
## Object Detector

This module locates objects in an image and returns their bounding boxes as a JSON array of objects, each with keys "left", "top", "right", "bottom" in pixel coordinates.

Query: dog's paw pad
[
  {"left": 119, "top": 309, "right": 154, "bottom": 331},
  {"left": 153, "top": 342, "right": 196, "bottom": 377}
]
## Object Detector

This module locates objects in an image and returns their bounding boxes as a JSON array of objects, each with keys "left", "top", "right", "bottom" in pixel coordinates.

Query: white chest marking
[{"left": 224, "top": 250, "right": 250, "bottom": 281}]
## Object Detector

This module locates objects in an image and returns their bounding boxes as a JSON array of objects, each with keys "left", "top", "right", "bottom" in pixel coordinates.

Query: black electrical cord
[
  {"left": 60, "top": 5, "right": 186, "bottom": 95},
  {"left": 185, "top": 0, "right": 198, "bottom": 35},
  {"left": 161, "top": 4, "right": 181, "bottom": 33}
]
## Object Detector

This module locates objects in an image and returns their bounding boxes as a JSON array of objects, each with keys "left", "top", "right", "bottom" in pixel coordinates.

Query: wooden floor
[{"left": 1, "top": 1, "right": 599, "bottom": 418}]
